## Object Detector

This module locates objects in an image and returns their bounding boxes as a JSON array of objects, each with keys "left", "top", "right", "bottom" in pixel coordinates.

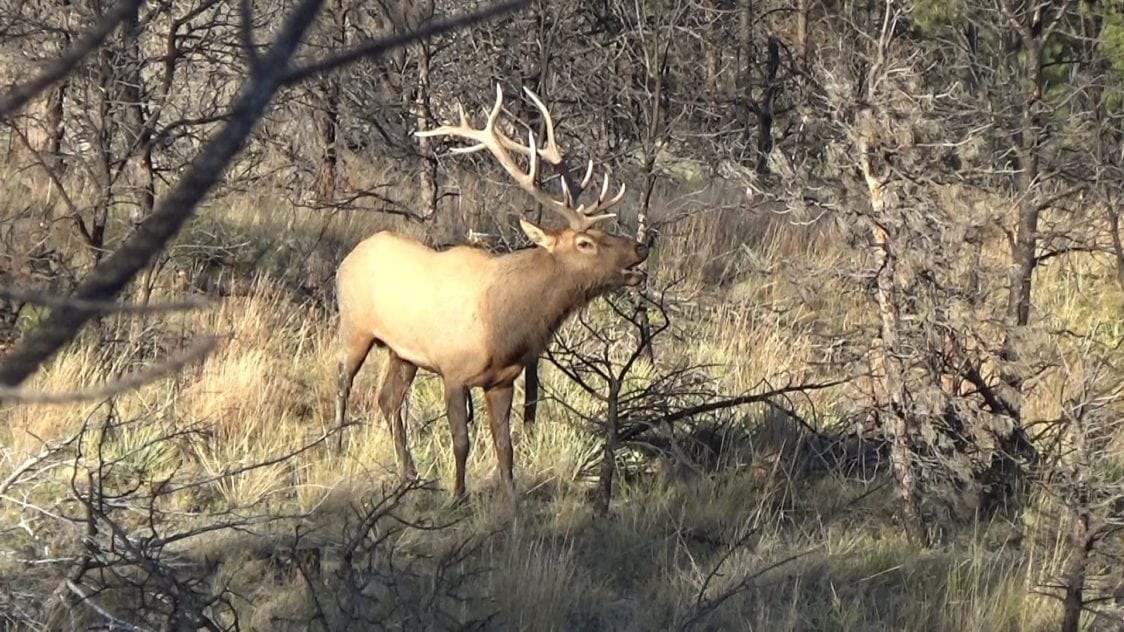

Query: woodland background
[{"left": 0, "top": 0, "right": 1122, "bottom": 629}]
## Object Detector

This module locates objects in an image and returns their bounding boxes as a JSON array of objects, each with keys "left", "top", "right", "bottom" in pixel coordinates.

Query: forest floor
[{"left": 2, "top": 167, "right": 1122, "bottom": 630}]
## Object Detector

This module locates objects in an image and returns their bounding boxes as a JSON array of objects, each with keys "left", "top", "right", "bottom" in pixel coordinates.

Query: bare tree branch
[
  {"left": 0, "top": 287, "right": 203, "bottom": 313},
  {"left": 64, "top": 579, "right": 151, "bottom": 632},
  {"left": 620, "top": 378, "right": 847, "bottom": 442},
  {"left": 0, "top": 0, "right": 325, "bottom": 389},
  {"left": 0, "top": 0, "right": 145, "bottom": 119},
  {"left": 0, "top": 0, "right": 530, "bottom": 392},
  {"left": 0, "top": 336, "right": 217, "bottom": 404},
  {"left": 280, "top": 0, "right": 529, "bottom": 85}
]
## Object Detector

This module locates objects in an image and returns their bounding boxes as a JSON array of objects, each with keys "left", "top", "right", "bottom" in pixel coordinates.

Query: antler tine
[
  {"left": 415, "top": 84, "right": 581, "bottom": 223},
  {"left": 560, "top": 177, "right": 576, "bottom": 208},
  {"left": 558, "top": 159, "right": 594, "bottom": 211},
  {"left": 525, "top": 128, "right": 540, "bottom": 188},
  {"left": 468, "top": 84, "right": 564, "bottom": 167},
  {"left": 484, "top": 82, "right": 504, "bottom": 131},
  {"left": 529, "top": 130, "right": 589, "bottom": 229},
  {"left": 579, "top": 159, "right": 594, "bottom": 189},
  {"left": 521, "top": 87, "right": 564, "bottom": 165},
  {"left": 444, "top": 103, "right": 487, "bottom": 154},
  {"left": 413, "top": 84, "right": 627, "bottom": 232},
  {"left": 555, "top": 157, "right": 596, "bottom": 210},
  {"left": 573, "top": 172, "right": 627, "bottom": 228}
]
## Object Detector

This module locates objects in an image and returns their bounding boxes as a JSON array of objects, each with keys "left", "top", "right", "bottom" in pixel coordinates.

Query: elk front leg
[
  {"left": 485, "top": 383, "right": 517, "bottom": 513},
  {"left": 444, "top": 381, "right": 471, "bottom": 501},
  {"left": 378, "top": 351, "right": 418, "bottom": 480},
  {"left": 522, "top": 360, "right": 539, "bottom": 429}
]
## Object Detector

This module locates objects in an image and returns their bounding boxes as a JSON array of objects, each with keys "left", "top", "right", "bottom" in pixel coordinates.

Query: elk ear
[{"left": 520, "top": 218, "right": 557, "bottom": 251}]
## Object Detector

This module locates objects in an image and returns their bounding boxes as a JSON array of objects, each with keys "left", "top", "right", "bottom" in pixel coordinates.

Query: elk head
[{"left": 415, "top": 84, "right": 648, "bottom": 290}]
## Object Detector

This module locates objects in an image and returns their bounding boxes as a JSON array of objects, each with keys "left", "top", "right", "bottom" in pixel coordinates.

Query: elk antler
[{"left": 415, "top": 84, "right": 626, "bottom": 231}]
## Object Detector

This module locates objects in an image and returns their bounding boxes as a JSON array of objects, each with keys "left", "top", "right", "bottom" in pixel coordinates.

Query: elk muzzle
[{"left": 623, "top": 241, "right": 649, "bottom": 287}]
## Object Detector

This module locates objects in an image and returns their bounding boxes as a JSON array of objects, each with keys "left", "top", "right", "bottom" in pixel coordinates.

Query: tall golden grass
[{"left": 1, "top": 159, "right": 1121, "bottom": 629}]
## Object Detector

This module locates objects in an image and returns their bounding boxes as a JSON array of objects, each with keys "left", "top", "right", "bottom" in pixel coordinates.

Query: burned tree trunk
[
  {"left": 753, "top": 36, "right": 780, "bottom": 175},
  {"left": 119, "top": 3, "right": 154, "bottom": 219},
  {"left": 1110, "top": 205, "right": 1124, "bottom": 289},
  {"left": 997, "top": 0, "right": 1046, "bottom": 425},
  {"left": 859, "top": 134, "right": 927, "bottom": 545},
  {"left": 315, "top": 75, "right": 341, "bottom": 203},
  {"left": 595, "top": 378, "right": 621, "bottom": 516},
  {"left": 414, "top": 41, "right": 437, "bottom": 219}
]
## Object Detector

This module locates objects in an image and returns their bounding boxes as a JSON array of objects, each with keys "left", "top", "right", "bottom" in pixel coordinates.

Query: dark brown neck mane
[{"left": 483, "top": 247, "right": 604, "bottom": 362}]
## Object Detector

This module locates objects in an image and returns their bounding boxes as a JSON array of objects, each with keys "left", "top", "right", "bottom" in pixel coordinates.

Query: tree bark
[
  {"left": 632, "top": 19, "right": 668, "bottom": 364},
  {"left": 1060, "top": 504, "right": 1093, "bottom": 632},
  {"left": 754, "top": 36, "right": 779, "bottom": 175},
  {"left": 737, "top": 0, "right": 754, "bottom": 146},
  {"left": 87, "top": 35, "right": 115, "bottom": 263},
  {"left": 1110, "top": 205, "right": 1124, "bottom": 289},
  {"left": 860, "top": 137, "right": 927, "bottom": 545},
  {"left": 116, "top": 2, "right": 158, "bottom": 304},
  {"left": 1061, "top": 395, "right": 1093, "bottom": 632},
  {"left": 998, "top": 2, "right": 1046, "bottom": 421},
  {"left": 315, "top": 75, "right": 340, "bottom": 202},
  {"left": 595, "top": 379, "right": 621, "bottom": 516},
  {"left": 43, "top": 82, "right": 67, "bottom": 169},
  {"left": 704, "top": 0, "right": 722, "bottom": 100},
  {"left": 795, "top": 0, "right": 809, "bottom": 71},
  {"left": 119, "top": 3, "right": 155, "bottom": 219},
  {"left": 414, "top": 41, "right": 437, "bottom": 219},
  {"left": 1081, "top": 9, "right": 1124, "bottom": 289},
  {"left": 631, "top": 182, "right": 654, "bottom": 363},
  {"left": 315, "top": 0, "right": 346, "bottom": 203}
]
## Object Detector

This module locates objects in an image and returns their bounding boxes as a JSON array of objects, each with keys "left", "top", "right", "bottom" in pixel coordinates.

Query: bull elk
[{"left": 333, "top": 85, "right": 649, "bottom": 510}]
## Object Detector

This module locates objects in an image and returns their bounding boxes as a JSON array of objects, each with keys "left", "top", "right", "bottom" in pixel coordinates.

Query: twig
[
  {"left": 620, "top": 378, "right": 848, "bottom": 443},
  {"left": 280, "top": 0, "right": 530, "bottom": 85},
  {"left": 0, "top": 0, "right": 145, "bottom": 119},
  {"left": 1, "top": 451, "right": 54, "bottom": 498},
  {"left": 677, "top": 548, "right": 816, "bottom": 631},
  {"left": 0, "top": 287, "right": 204, "bottom": 314},
  {"left": 1, "top": 398, "right": 100, "bottom": 497},
  {"left": 0, "top": 0, "right": 326, "bottom": 389},
  {"left": 0, "top": 336, "right": 218, "bottom": 404},
  {"left": 64, "top": 579, "right": 152, "bottom": 632},
  {"left": 0, "top": 0, "right": 527, "bottom": 390}
]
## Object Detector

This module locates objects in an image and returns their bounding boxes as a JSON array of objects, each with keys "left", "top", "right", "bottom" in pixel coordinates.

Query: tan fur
[{"left": 334, "top": 220, "right": 648, "bottom": 509}]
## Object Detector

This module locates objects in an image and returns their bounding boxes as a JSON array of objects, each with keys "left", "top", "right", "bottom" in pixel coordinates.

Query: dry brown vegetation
[
  {"left": 3, "top": 156, "right": 1120, "bottom": 629},
  {"left": 2, "top": 0, "right": 1124, "bottom": 630}
]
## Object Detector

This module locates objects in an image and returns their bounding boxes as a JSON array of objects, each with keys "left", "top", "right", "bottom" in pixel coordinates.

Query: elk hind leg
[
  {"left": 335, "top": 325, "right": 375, "bottom": 434},
  {"left": 378, "top": 350, "right": 418, "bottom": 480}
]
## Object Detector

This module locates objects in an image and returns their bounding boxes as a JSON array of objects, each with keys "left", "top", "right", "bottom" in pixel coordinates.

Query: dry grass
[{"left": 2, "top": 163, "right": 1122, "bottom": 630}]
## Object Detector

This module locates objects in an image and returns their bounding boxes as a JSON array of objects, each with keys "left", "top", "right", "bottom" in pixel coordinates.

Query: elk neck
[{"left": 483, "top": 247, "right": 603, "bottom": 360}]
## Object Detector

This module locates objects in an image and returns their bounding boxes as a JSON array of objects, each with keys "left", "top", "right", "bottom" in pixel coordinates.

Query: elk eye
[{"left": 576, "top": 237, "right": 596, "bottom": 252}]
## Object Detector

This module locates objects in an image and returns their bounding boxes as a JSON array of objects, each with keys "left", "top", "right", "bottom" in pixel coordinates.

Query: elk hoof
[{"left": 448, "top": 490, "right": 470, "bottom": 510}]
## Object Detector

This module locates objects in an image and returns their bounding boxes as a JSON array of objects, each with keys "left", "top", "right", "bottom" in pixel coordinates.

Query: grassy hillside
[{"left": 1, "top": 157, "right": 1122, "bottom": 630}]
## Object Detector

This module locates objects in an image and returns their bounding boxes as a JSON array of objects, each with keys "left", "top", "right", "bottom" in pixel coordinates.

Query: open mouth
[{"left": 622, "top": 264, "right": 646, "bottom": 286}]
